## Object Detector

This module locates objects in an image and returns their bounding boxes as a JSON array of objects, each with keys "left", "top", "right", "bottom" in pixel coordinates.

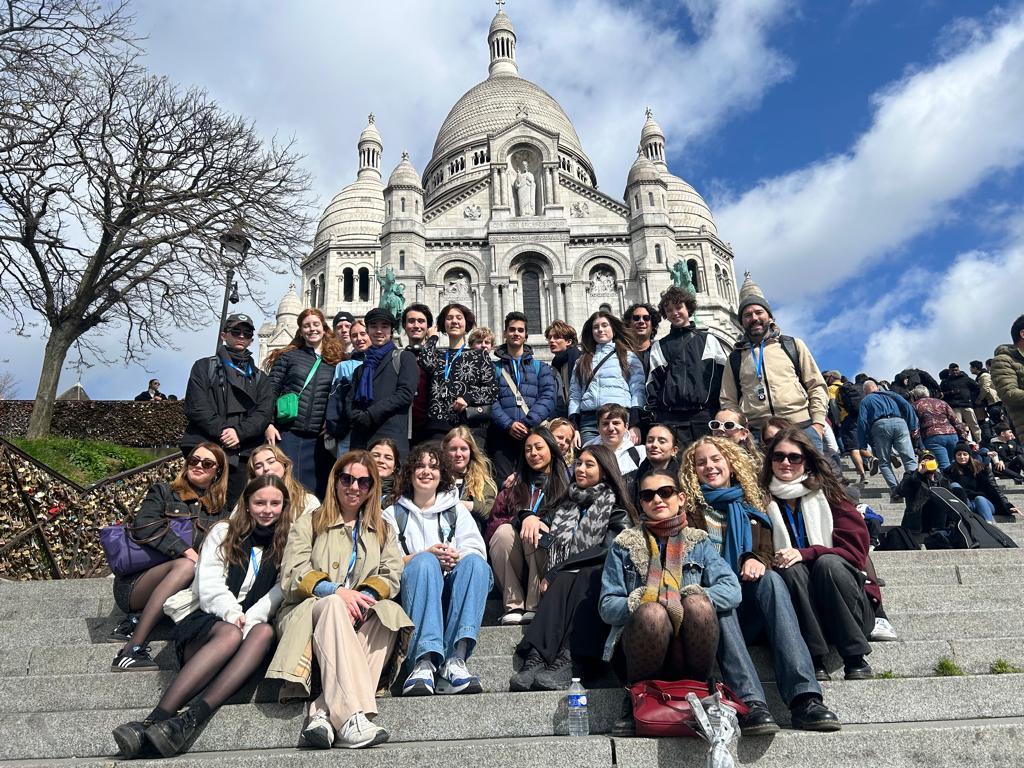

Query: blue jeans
[
  {"left": 923, "top": 433, "right": 958, "bottom": 470},
  {"left": 716, "top": 608, "right": 766, "bottom": 705},
  {"left": 869, "top": 417, "right": 919, "bottom": 491},
  {"left": 803, "top": 425, "right": 824, "bottom": 455},
  {"left": 400, "top": 552, "right": 492, "bottom": 665}
]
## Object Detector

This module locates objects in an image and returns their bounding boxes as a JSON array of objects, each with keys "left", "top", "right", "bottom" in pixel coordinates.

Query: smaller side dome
[
  {"left": 387, "top": 151, "right": 423, "bottom": 189},
  {"left": 627, "top": 151, "right": 661, "bottom": 186},
  {"left": 276, "top": 284, "right": 302, "bottom": 321},
  {"left": 489, "top": 9, "right": 515, "bottom": 35}
]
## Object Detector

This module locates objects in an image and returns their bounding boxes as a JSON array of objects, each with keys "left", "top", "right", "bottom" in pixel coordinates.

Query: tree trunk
[{"left": 25, "top": 328, "right": 77, "bottom": 439}]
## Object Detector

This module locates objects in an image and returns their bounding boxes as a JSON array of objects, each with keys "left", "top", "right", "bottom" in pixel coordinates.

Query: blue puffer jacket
[
  {"left": 568, "top": 342, "right": 646, "bottom": 420},
  {"left": 490, "top": 345, "right": 557, "bottom": 431}
]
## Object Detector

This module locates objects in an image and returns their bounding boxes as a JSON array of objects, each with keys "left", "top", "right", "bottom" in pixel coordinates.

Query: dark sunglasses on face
[
  {"left": 337, "top": 472, "right": 374, "bottom": 491},
  {"left": 639, "top": 485, "right": 677, "bottom": 503},
  {"left": 771, "top": 452, "right": 805, "bottom": 466},
  {"left": 631, "top": 314, "right": 651, "bottom": 323},
  {"left": 228, "top": 328, "right": 254, "bottom": 339},
  {"left": 187, "top": 457, "right": 218, "bottom": 471},
  {"left": 708, "top": 420, "right": 740, "bottom": 431}
]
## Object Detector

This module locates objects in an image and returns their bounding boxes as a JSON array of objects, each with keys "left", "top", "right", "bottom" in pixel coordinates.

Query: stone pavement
[{"left": 1, "top": 470, "right": 1022, "bottom": 766}]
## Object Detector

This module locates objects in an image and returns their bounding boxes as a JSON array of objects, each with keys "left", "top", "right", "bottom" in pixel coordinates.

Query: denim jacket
[{"left": 598, "top": 526, "right": 741, "bottom": 661}]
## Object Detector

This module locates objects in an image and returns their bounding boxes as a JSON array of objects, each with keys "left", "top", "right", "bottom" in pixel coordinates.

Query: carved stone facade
[{"left": 258, "top": 8, "right": 742, "bottom": 363}]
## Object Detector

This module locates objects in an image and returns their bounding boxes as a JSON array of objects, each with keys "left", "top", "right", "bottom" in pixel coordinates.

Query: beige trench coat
[{"left": 266, "top": 511, "right": 412, "bottom": 702}]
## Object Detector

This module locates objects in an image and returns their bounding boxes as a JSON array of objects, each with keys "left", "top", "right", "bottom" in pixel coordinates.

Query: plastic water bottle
[{"left": 567, "top": 677, "right": 590, "bottom": 736}]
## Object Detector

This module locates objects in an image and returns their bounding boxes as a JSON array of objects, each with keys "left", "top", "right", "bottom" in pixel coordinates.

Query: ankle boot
[
  {"left": 111, "top": 719, "right": 154, "bottom": 758},
  {"left": 146, "top": 707, "right": 201, "bottom": 758},
  {"left": 510, "top": 647, "right": 545, "bottom": 691}
]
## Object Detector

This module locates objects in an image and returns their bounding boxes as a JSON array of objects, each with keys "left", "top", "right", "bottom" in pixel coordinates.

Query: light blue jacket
[
  {"left": 598, "top": 526, "right": 741, "bottom": 661},
  {"left": 568, "top": 342, "right": 646, "bottom": 417}
]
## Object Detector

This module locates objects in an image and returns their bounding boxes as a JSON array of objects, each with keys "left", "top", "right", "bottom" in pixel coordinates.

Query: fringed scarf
[
  {"left": 640, "top": 514, "right": 686, "bottom": 635},
  {"left": 548, "top": 482, "right": 618, "bottom": 569},
  {"left": 701, "top": 484, "right": 773, "bottom": 576}
]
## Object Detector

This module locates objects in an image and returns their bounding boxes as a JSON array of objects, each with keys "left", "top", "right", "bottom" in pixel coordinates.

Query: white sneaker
[
  {"left": 520, "top": 611, "right": 536, "bottom": 624},
  {"left": 402, "top": 657, "right": 436, "bottom": 696},
  {"left": 499, "top": 610, "right": 523, "bottom": 625},
  {"left": 336, "top": 711, "right": 389, "bottom": 749},
  {"left": 436, "top": 656, "right": 482, "bottom": 694},
  {"left": 302, "top": 712, "right": 334, "bottom": 749},
  {"left": 870, "top": 617, "right": 898, "bottom": 642}
]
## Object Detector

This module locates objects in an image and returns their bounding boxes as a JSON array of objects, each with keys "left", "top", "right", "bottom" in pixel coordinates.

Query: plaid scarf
[{"left": 640, "top": 519, "right": 685, "bottom": 635}]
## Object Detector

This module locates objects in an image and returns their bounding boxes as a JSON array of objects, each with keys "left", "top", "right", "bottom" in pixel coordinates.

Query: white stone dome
[
  {"left": 276, "top": 284, "right": 302, "bottom": 320},
  {"left": 627, "top": 153, "right": 661, "bottom": 186},
  {"left": 314, "top": 177, "right": 385, "bottom": 248},
  {"left": 663, "top": 172, "right": 717, "bottom": 235},
  {"left": 430, "top": 76, "right": 590, "bottom": 166},
  {"left": 359, "top": 117, "right": 383, "bottom": 147},
  {"left": 489, "top": 10, "right": 515, "bottom": 35},
  {"left": 388, "top": 152, "right": 422, "bottom": 189}
]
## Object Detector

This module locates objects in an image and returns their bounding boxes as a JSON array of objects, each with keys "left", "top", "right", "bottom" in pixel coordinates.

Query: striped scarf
[{"left": 641, "top": 520, "right": 685, "bottom": 635}]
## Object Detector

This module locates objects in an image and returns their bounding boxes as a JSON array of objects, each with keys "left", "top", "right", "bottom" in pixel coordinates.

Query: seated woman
[
  {"left": 760, "top": 427, "right": 880, "bottom": 681},
  {"left": 383, "top": 443, "right": 490, "bottom": 696},
  {"left": 711, "top": 408, "right": 762, "bottom": 467},
  {"left": 248, "top": 444, "right": 320, "bottom": 518},
  {"left": 111, "top": 443, "right": 229, "bottom": 671},
  {"left": 681, "top": 437, "right": 840, "bottom": 733},
  {"left": 443, "top": 426, "right": 498, "bottom": 532},
  {"left": 488, "top": 427, "right": 570, "bottom": 626},
  {"left": 547, "top": 417, "right": 577, "bottom": 467},
  {"left": 511, "top": 445, "right": 632, "bottom": 691},
  {"left": 943, "top": 442, "right": 1020, "bottom": 520},
  {"left": 112, "top": 475, "right": 291, "bottom": 758},
  {"left": 268, "top": 451, "right": 412, "bottom": 749},
  {"left": 599, "top": 469, "right": 740, "bottom": 733},
  {"left": 368, "top": 437, "right": 400, "bottom": 506}
]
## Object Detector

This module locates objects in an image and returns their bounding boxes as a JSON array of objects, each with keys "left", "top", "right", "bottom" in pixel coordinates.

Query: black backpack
[
  {"left": 728, "top": 335, "right": 802, "bottom": 398},
  {"left": 393, "top": 504, "right": 459, "bottom": 556},
  {"left": 838, "top": 381, "right": 864, "bottom": 419},
  {"left": 878, "top": 526, "right": 919, "bottom": 551}
]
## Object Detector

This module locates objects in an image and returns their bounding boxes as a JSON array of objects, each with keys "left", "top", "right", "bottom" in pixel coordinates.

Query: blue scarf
[
  {"left": 354, "top": 341, "right": 393, "bottom": 407},
  {"left": 701, "top": 484, "right": 772, "bottom": 576}
]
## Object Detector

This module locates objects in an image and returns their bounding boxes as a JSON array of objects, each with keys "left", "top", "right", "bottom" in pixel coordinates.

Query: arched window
[
  {"left": 648, "top": 191, "right": 655, "bottom": 207},
  {"left": 654, "top": 244, "right": 662, "bottom": 264},
  {"left": 400, "top": 197, "right": 406, "bottom": 213},
  {"left": 521, "top": 268, "right": 542, "bottom": 332},
  {"left": 317, "top": 275, "right": 325, "bottom": 308},
  {"left": 343, "top": 268, "right": 354, "bottom": 302},
  {"left": 687, "top": 259, "right": 702, "bottom": 292},
  {"left": 399, "top": 250, "right": 406, "bottom": 270},
  {"left": 634, "top": 194, "right": 640, "bottom": 210},
  {"left": 358, "top": 267, "right": 369, "bottom": 302},
  {"left": 308, "top": 279, "right": 317, "bottom": 306},
  {"left": 386, "top": 200, "right": 391, "bottom": 216}
]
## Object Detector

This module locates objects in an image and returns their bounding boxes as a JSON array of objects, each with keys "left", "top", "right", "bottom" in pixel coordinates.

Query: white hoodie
[
  {"left": 585, "top": 431, "right": 646, "bottom": 476},
  {"left": 382, "top": 490, "right": 487, "bottom": 560}
]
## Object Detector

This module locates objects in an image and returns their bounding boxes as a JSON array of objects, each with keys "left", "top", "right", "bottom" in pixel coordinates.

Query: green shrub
[
  {"left": 934, "top": 657, "right": 965, "bottom": 677},
  {"left": 11, "top": 437, "right": 160, "bottom": 485},
  {"left": 990, "top": 659, "right": 1024, "bottom": 675}
]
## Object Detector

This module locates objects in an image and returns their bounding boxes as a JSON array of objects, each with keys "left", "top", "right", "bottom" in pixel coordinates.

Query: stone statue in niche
[
  {"left": 571, "top": 201, "right": 589, "bottom": 218},
  {"left": 463, "top": 204, "right": 482, "bottom": 220},
  {"left": 444, "top": 271, "right": 472, "bottom": 303},
  {"left": 589, "top": 268, "right": 616, "bottom": 296},
  {"left": 513, "top": 160, "right": 536, "bottom": 216}
]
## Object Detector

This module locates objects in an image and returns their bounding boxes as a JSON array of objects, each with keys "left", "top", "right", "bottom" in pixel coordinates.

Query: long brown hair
[
  {"left": 247, "top": 444, "right": 310, "bottom": 521},
  {"left": 442, "top": 426, "right": 494, "bottom": 501},
  {"left": 573, "top": 444, "right": 637, "bottom": 523},
  {"left": 575, "top": 311, "right": 636, "bottom": 385},
  {"left": 759, "top": 427, "right": 849, "bottom": 507},
  {"left": 221, "top": 475, "right": 292, "bottom": 569},
  {"left": 265, "top": 308, "right": 346, "bottom": 369},
  {"left": 313, "top": 451, "right": 389, "bottom": 546},
  {"left": 171, "top": 442, "right": 229, "bottom": 515}
]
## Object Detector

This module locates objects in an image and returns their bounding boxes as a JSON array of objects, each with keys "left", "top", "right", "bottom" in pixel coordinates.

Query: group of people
[{"left": 103, "top": 280, "right": 1024, "bottom": 755}]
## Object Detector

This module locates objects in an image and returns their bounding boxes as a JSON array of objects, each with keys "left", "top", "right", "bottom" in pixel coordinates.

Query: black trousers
[
  {"left": 775, "top": 554, "right": 873, "bottom": 660},
  {"left": 486, "top": 427, "right": 522, "bottom": 485},
  {"left": 517, "top": 565, "right": 608, "bottom": 665}
]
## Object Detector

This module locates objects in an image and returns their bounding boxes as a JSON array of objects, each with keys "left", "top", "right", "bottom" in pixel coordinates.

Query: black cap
[
  {"left": 364, "top": 307, "right": 397, "bottom": 328},
  {"left": 333, "top": 311, "right": 355, "bottom": 328},
  {"left": 223, "top": 313, "right": 254, "bottom": 331}
]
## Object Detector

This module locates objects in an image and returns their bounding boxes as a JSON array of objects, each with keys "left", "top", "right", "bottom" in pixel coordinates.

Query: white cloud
[
  {"left": 715, "top": 8, "right": 1024, "bottom": 303},
  {"left": 859, "top": 243, "right": 1024, "bottom": 378}
]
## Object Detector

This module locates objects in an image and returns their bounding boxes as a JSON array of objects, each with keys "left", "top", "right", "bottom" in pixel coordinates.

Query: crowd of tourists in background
[{"left": 103, "top": 278, "right": 1024, "bottom": 757}]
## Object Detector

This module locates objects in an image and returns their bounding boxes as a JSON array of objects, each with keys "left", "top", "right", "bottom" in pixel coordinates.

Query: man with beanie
[
  {"left": 181, "top": 313, "right": 273, "bottom": 509},
  {"left": 333, "top": 310, "right": 355, "bottom": 356},
  {"left": 720, "top": 272, "right": 830, "bottom": 453}
]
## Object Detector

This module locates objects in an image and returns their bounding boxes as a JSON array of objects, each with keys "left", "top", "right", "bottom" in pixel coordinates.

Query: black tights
[
  {"left": 154, "top": 621, "right": 275, "bottom": 716},
  {"left": 124, "top": 558, "right": 196, "bottom": 652},
  {"left": 621, "top": 598, "right": 719, "bottom": 684}
]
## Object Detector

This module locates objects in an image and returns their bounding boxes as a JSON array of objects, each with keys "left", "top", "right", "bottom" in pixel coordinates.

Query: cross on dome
[
  {"left": 645, "top": 106, "right": 653, "bottom": 119},
  {"left": 367, "top": 113, "right": 375, "bottom": 124},
  {"left": 495, "top": 0, "right": 505, "bottom": 9}
]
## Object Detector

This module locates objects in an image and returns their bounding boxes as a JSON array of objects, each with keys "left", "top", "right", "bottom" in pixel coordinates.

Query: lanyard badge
[{"left": 751, "top": 341, "right": 767, "bottom": 402}]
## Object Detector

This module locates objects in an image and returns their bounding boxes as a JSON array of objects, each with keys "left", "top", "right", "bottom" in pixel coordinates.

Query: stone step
[{"left": 2, "top": 676, "right": 1024, "bottom": 761}]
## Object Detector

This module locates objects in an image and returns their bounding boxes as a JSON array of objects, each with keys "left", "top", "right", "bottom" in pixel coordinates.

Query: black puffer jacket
[
  {"left": 940, "top": 371, "right": 979, "bottom": 409},
  {"left": 645, "top": 324, "right": 725, "bottom": 417},
  {"left": 129, "top": 483, "right": 226, "bottom": 557},
  {"left": 943, "top": 463, "right": 1014, "bottom": 516},
  {"left": 267, "top": 346, "right": 337, "bottom": 434}
]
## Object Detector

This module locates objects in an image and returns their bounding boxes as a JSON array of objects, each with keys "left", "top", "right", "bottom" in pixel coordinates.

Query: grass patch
[
  {"left": 990, "top": 659, "right": 1024, "bottom": 675},
  {"left": 934, "top": 657, "right": 965, "bottom": 677},
  {"left": 875, "top": 670, "right": 897, "bottom": 679},
  {"left": 11, "top": 437, "right": 161, "bottom": 486}
]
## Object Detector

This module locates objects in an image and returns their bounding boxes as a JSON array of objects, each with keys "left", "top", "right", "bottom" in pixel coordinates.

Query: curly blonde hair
[{"left": 679, "top": 436, "right": 768, "bottom": 517}]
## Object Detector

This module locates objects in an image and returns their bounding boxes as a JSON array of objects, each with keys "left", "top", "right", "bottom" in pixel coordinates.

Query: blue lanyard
[
  {"left": 750, "top": 340, "right": 766, "bottom": 382},
  {"left": 443, "top": 346, "right": 464, "bottom": 381},
  {"left": 782, "top": 499, "right": 807, "bottom": 549},
  {"left": 530, "top": 487, "right": 545, "bottom": 514},
  {"left": 249, "top": 548, "right": 260, "bottom": 578},
  {"left": 511, "top": 357, "right": 522, "bottom": 388},
  {"left": 223, "top": 358, "right": 253, "bottom": 378},
  {"left": 343, "top": 514, "right": 360, "bottom": 587}
]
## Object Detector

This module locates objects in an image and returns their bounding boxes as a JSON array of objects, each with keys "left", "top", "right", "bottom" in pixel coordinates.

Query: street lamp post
[{"left": 215, "top": 219, "right": 252, "bottom": 354}]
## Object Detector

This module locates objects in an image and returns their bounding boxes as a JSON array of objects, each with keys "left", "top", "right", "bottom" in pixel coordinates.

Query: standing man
[
  {"left": 993, "top": 314, "right": 1024, "bottom": 432},
  {"left": 857, "top": 380, "right": 919, "bottom": 503},
  {"left": 134, "top": 379, "right": 167, "bottom": 401},
  {"left": 401, "top": 302, "right": 434, "bottom": 446},
  {"left": 940, "top": 362, "right": 981, "bottom": 442},
  {"left": 645, "top": 286, "right": 726, "bottom": 444},
  {"left": 333, "top": 311, "right": 355, "bottom": 357},
  {"left": 181, "top": 313, "right": 273, "bottom": 509},
  {"left": 623, "top": 302, "right": 660, "bottom": 375},
  {"left": 720, "top": 275, "right": 829, "bottom": 452},
  {"left": 544, "top": 320, "right": 581, "bottom": 420},
  {"left": 488, "top": 312, "right": 556, "bottom": 480}
]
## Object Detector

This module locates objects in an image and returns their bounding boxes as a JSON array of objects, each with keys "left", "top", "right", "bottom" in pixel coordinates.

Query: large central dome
[{"left": 431, "top": 76, "right": 588, "bottom": 162}]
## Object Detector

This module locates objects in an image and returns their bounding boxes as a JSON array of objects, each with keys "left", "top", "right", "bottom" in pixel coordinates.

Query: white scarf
[{"left": 766, "top": 474, "right": 833, "bottom": 551}]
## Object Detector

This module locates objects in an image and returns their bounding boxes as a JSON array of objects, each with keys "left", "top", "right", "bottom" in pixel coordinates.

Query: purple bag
[{"left": 100, "top": 517, "right": 194, "bottom": 577}]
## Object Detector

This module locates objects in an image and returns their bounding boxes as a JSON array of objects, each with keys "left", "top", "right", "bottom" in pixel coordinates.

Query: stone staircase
[{"left": 1, "top": 473, "right": 1023, "bottom": 767}]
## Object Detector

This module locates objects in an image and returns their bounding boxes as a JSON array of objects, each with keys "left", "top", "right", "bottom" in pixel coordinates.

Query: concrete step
[{"left": 3, "top": 676, "right": 1024, "bottom": 761}]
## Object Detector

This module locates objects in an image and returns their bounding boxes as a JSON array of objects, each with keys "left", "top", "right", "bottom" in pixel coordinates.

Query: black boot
[
  {"left": 532, "top": 646, "right": 573, "bottom": 691},
  {"left": 790, "top": 695, "right": 841, "bottom": 732},
  {"left": 737, "top": 701, "right": 780, "bottom": 737},
  {"left": 510, "top": 647, "right": 545, "bottom": 692},
  {"left": 145, "top": 708, "right": 202, "bottom": 758},
  {"left": 611, "top": 694, "right": 635, "bottom": 737},
  {"left": 111, "top": 719, "right": 154, "bottom": 758}
]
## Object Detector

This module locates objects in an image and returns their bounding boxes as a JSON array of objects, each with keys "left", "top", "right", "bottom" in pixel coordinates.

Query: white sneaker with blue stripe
[
  {"left": 402, "top": 658, "right": 436, "bottom": 696},
  {"left": 436, "top": 657, "right": 482, "bottom": 695}
]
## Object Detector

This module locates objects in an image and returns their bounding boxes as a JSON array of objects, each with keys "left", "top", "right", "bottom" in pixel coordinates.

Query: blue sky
[{"left": 4, "top": 0, "right": 1024, "bottom": 398}]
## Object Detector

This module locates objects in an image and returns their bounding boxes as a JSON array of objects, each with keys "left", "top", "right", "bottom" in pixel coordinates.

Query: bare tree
[
  {"left": 0, "top": 370, "right": 16, "bottom": 399},
  {"left": 1, "top": 31, "right": 315, "bottom": 436}
]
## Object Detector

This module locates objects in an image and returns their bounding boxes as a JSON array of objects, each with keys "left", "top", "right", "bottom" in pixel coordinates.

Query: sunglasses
[
  {"left": 771, "top": 452, "right": 805, "bottom": 466},
  {"left": 708, "top": 420, "right": 741, "bottom": 432},
  {"left": 337, "top": 472, "right": 374, "bottom": 491},
  {"left": 228, "top": 328, "right": 254, "bottom": 339},
  {"left": 187, "top": 457, "right": 218, "bottom": 471},
  {"left": 630, "top": 314, "right": 651, "bottom": 323},
  {"left": 638, "top": 485, "right": 677, "bottom": 503}
]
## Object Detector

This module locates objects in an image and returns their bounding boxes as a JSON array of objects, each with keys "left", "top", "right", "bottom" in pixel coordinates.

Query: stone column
[{"left": 551, "top": 169, "right": 560, "bottom": 204}]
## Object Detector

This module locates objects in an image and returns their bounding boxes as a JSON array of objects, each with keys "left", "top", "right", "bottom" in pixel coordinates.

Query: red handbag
[{"left": 628, "top": 679, "right": 750, "bottom": 738}]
